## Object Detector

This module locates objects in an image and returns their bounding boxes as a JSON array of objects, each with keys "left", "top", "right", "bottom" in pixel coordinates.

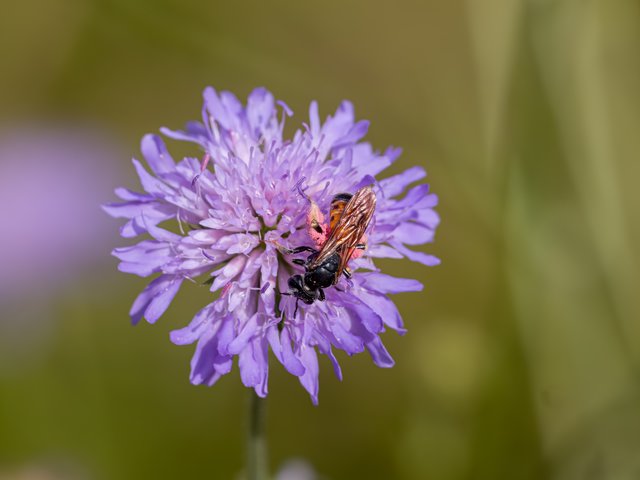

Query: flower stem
[{"left": 247, "top": 391, "right": 268, "bottom": 480}]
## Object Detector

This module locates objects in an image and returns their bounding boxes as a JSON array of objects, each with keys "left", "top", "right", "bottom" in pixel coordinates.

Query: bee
[{"left": 281, "top": 185, "right": 376, "bottom": 317}]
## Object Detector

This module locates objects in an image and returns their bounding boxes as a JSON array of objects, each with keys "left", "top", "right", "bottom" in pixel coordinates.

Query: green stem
[{"left": 247, "top": 391, "right": 268, "bottom": 480}]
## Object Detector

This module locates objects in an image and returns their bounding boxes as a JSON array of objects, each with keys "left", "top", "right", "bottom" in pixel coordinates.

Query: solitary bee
[{"left": 281, "top": 185, "right": 376, "bottom": 317}]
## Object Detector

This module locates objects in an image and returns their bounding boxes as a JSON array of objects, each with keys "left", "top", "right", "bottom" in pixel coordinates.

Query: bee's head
[
  {"left": 288, "top": 275, "right": 316, "bottom": 304},
  {"left": 303, "top": 271, "right": 321, "bottom": 289}
]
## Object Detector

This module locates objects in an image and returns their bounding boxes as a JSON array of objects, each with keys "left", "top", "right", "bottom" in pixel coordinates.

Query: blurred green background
[{"left": 1, "top": 1, "right": 639, "bottom": 479}]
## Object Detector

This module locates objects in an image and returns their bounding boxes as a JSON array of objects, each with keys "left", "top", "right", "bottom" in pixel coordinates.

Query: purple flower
[
  {"left": 104, "top": 87, "right": 439, "bottom": 404},
  {"left": 1, "top": 125, "right": 121, "bottom": 373}
]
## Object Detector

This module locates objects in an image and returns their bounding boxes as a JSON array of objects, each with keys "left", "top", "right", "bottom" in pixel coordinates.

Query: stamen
[
  {"left": 200, "top": 153, "right": 211, "bottom": 173},
  {"left": 246, "top": 283, "right": 270, "bottom": 294},
  {"left": 292, "top": 176, "right": 312, "bottom": 204},
  {"left": 221, "top": 282, "right": 234, "bottom": 297},
  {"left": 177, "top": 209, "right": 186, "bottom": 235},
  {"left": 201, "top": 249, "right": 216, "bottom": 262},
  {"left": 191, "top": 153, "right": 211, "bottom": 187}
]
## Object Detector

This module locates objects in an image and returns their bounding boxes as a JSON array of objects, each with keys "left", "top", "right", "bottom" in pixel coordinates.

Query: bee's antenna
[{"left": 293, "top": 298, "right": 300, "bottom": 319}]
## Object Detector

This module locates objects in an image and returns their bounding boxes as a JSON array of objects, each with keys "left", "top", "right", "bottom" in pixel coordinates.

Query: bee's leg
[
  {"left": 292, "top": 258, "right": 306, "bottom": 267},
  {"left": 306, "top": 199, "right": 328, "bottom": 249},
  {"left": 286, "top": 245, "right": 319, "bottom": 255},
  {"left": 350, "top": 238, "right": 368, "bottom": 261},
  {"left": 272, "top": 242, "right": 317, "bottom": 256},
  {"left": 293, "top": 298, "right": 300, "bottom": 319},
  {"left": 342, "top": 268, "right": 355, "bottom": 289},
  {"left": 318, "top": 288, "right": 326, "bottom": 302},
  {"left": 309, "top": 221, "right": 328, "bottom": 249}
]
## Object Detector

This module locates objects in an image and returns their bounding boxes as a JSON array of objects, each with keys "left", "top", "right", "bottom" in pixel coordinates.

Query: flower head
[{"left": 104, "top": 87, "right": 439, "bottom": 404}]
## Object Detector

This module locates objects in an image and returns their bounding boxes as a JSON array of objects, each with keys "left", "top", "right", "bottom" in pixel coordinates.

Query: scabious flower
[{"left": 104, "top": 87, "right": 439, "bottom": 404}]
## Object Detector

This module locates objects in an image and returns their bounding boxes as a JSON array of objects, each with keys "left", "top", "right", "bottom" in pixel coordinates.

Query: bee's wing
[{"left": 309, "top": 186, "right": 376, "bottom": 282}]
